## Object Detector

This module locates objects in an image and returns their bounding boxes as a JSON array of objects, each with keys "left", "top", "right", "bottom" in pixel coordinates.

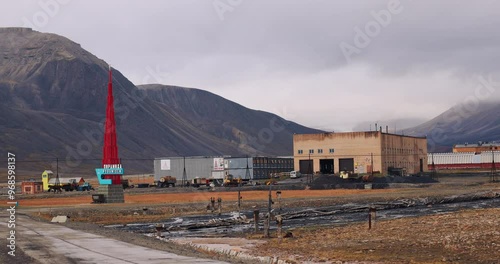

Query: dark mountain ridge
[
  {"left": 406, "top": 101, "right": 500, "bottom": 152},
  {"left": 0, "top": 28, "right": 321, "bottom": 175}
]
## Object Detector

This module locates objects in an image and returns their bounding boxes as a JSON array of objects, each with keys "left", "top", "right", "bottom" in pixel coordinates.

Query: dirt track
[{"left": 17, "top": 189, "right": 398, "bottom": 207}]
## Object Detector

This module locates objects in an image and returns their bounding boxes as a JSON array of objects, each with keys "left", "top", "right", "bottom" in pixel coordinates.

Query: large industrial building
[
  {"left": 153, "top": 156, "right": 293, "bottom": 183},
  {"left": 293, "top": 131, "right": 428, "bottom": 175},
  {"left": 453, "top": 142, "right": 500, "bottom": 153}
]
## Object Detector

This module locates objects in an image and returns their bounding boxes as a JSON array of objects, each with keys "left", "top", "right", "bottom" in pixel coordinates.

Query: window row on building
[
  {"left": 297, "top": 148, "right": 335, "bottom": 154},
  {"left": 253, "top": 157, "right": 293, "bottom": 166}
]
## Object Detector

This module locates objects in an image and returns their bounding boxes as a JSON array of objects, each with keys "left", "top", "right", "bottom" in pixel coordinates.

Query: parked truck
[
  {"left": 48, "top": 178, "right": 79, "bottom": 192},
  {"left": 157, "top": 176, "right": 177, "bottom": 188},
  {"left": 290, "top": 171, "right": 301, "bottom": 179}
]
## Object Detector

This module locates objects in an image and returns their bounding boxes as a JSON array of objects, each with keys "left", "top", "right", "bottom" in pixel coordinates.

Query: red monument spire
[{"left": 102, "top": 65, "right": 121, "bottom": 184}]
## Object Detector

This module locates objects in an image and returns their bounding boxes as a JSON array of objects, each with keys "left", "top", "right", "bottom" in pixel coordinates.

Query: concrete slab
[
  {"left": 0, "top": 213, "right": 228, "bottom": 264},
  {"left": 171, "top": 237, "right": 282, "bottom": 264},
  {"left": 173, "top": 237, "right": 265, "bottom": 253},
  {"left": 50, "top": 215, "right": 69, "bottom": 223}
]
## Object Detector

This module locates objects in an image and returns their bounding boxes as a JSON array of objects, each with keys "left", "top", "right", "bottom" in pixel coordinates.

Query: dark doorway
[
  {"left": 419, "top": 159, "right": 424, "bottom": 173},
  {"left": 299, "top": 160, "right": 313, "bottom": 174},
  {"left": 339, "top": 158, "right": 354, "bottom": 172},
  {"left": 319, "top": 159, "right": 334, "bottom": 174}
]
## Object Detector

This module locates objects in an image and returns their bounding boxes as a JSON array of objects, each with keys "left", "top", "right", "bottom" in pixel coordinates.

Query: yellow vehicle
[
  {"left": 223, "top": 174, "right": 248, "bottom": 187},
  {"left": 265, "top": 180, "right": 277, "bottom": 185}
]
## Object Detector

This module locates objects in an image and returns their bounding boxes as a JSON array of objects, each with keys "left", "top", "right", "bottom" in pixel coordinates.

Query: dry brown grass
[{"left": 253, "top": 208, "right": 500, "bottom": 264}]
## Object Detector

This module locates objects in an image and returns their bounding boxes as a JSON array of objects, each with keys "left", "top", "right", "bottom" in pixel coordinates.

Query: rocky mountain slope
[
  {"left": 0, "top": 28, "right": 321, "bottom": 174},
  {"left": 406, "top": 101, "right": 500, "bottom": 152}
]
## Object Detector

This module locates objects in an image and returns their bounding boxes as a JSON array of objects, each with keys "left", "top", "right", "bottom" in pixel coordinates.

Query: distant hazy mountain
[
  {"left": 0, "top": 28, "right": 321, "bottom": 174},
  {"left": 352, "top": 118, "right": 427, "bottom": 133},
  {"left": 405, "top": 102, "right": 500, "bottom": 152}
]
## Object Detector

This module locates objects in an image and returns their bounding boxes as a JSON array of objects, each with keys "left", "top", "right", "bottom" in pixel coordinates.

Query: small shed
[{"left": 21, "top": 181, "right": 44, "bottom": 194}]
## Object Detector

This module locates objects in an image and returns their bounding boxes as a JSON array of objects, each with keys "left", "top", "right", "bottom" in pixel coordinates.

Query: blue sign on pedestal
[{"left": 95, "top": 167, "right": 124, "bottom": 185}]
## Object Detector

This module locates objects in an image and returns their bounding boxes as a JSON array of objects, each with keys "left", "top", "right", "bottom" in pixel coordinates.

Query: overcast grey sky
[{"left": 2, "top": 0, "right": 500, "bottom": 131}]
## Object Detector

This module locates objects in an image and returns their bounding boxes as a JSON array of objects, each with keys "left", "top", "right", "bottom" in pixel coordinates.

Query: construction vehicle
[
  {"left": 48, "top": 178, "right": 79, "bottom": 192},
  {"left": 191, "top": 177, "right": 209, "bottom": 187},
  {"left": 340, "top": 171, "right": 359, "bottom": 180},
  {"left": 77, "top": 182, "right": 94, "bottom": 191},
  {"left": 265, "top": 179, "right": 278, "bottom": 185},
  {"left": 340, "top": 171, "right": 375, "bottom": 182},
  {"left": 223, "top": 174, "right": 249, "bottom": 187},
  {"left": 188, "top": 177, "right": 224, "bottom": 188},
  {"left": 157, "top": 176, "right": 177, "bottom": 188}
]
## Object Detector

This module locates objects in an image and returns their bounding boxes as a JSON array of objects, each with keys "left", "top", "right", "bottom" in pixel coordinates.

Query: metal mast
[
  {"left": 431, "top": 153, "right": 437, "bottom": 179},
  {"left": 182, "top": 156, "right": 187, "bottom": 187},
  {"left": 245, "top": 156, "right": 251, "bottom": 180}
]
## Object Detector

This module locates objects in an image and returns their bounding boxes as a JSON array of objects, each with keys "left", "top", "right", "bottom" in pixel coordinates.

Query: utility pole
[
  {"left": 308, "top": 153, "right": 312, "bottom": 184},
  {"left": 431, "top": 153, "right": 437, "bottom": 179},
  {"left": 491, "top": 148, "right": 497, "bottom": 182},
  {"left": 268, "top": 182, "right": 272, "bottom": 215},
  {"left": 182, "top": 156, "right": 187, "bottom": 187},
  {"left": 54, "top": 157, "right": 60, "bottom": 187},
  {"left": 264, "top": 182, "right": 272, "bottom": 238},
  {"left": 245, "top": 156, "right": 251, "bottom": 180},
  {"left": 276, "top": 191, "right": 282, "bottom": 214},
  {"left": 51, "top": 155, "right": 60, "bottom": 193},
  {"left": 370, "top": 153, "right": 374, "bottom": 178},
  {"left": 217, "top": 197, "right": 222, "bottom": 216},
  {"left": 237, "top": 186, "right": 242, "bottom": 214}
]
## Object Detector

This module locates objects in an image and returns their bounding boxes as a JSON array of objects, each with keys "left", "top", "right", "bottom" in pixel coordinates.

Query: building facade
[
  {"left": 154, "top": 156, "right": 226, "bottom": 183},
  {"left": 154, "top": 156, "right": 294, "bottom": 182},
  {"left": 225, "top": 157, "right": 294, "bottom": 180},
  {"left": 453, "top": 142, "right": 500, "bottom": 153},
  {"left": 293, "top": 131, "right": 428, "bottom": 175},
  {"left": 428, "top": 151, "right": 500, "bottom": 169},
  {"left": 21, "top": 181, "right": 44, "bottom": 194}
]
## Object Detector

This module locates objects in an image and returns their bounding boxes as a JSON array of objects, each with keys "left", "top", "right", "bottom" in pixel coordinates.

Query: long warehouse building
[
  {"left": 427, "top": 151, "right": 500, "bottom": 169},
  {"left": 293, "top": 131, "right": 428, "bottom": 175},
  {"left": 154, "top": 156, "right": 294, "bottom": 182}
]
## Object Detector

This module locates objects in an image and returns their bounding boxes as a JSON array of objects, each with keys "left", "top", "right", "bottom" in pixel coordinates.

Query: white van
[{"left": 290, "top": 171, "right": 301, "bottom": 179}]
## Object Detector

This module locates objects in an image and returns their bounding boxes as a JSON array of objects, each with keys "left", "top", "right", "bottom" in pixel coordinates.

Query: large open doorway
[
  {"left": 299, "top": 160, "right": 313, "bottom": 174},
  {"left": 339, "top": 158, "right": 354, "bottom": 172},
  {"left": 319, "top": 159, "right": 334, "bottom": 174}
]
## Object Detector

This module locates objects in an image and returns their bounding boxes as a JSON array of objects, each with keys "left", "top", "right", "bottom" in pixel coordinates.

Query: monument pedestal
[{"left": 98, "top": 184, "right": 124, "bottom": 203}]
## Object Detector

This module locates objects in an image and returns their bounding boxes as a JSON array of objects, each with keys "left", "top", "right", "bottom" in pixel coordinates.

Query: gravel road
[{"left": 0, "top": 211, "right": 256, "bottom": 264}]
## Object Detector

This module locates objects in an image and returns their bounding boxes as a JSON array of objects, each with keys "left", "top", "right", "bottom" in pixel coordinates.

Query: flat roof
[
  {"left": 294, "top": 131, "right": 427, "bottom": 139},
  {"left": 155, "top": 155, "right": 293, "bottom": 160},
  {"left": 454, "top": 142, "right": 500, "bottom": 148}
]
